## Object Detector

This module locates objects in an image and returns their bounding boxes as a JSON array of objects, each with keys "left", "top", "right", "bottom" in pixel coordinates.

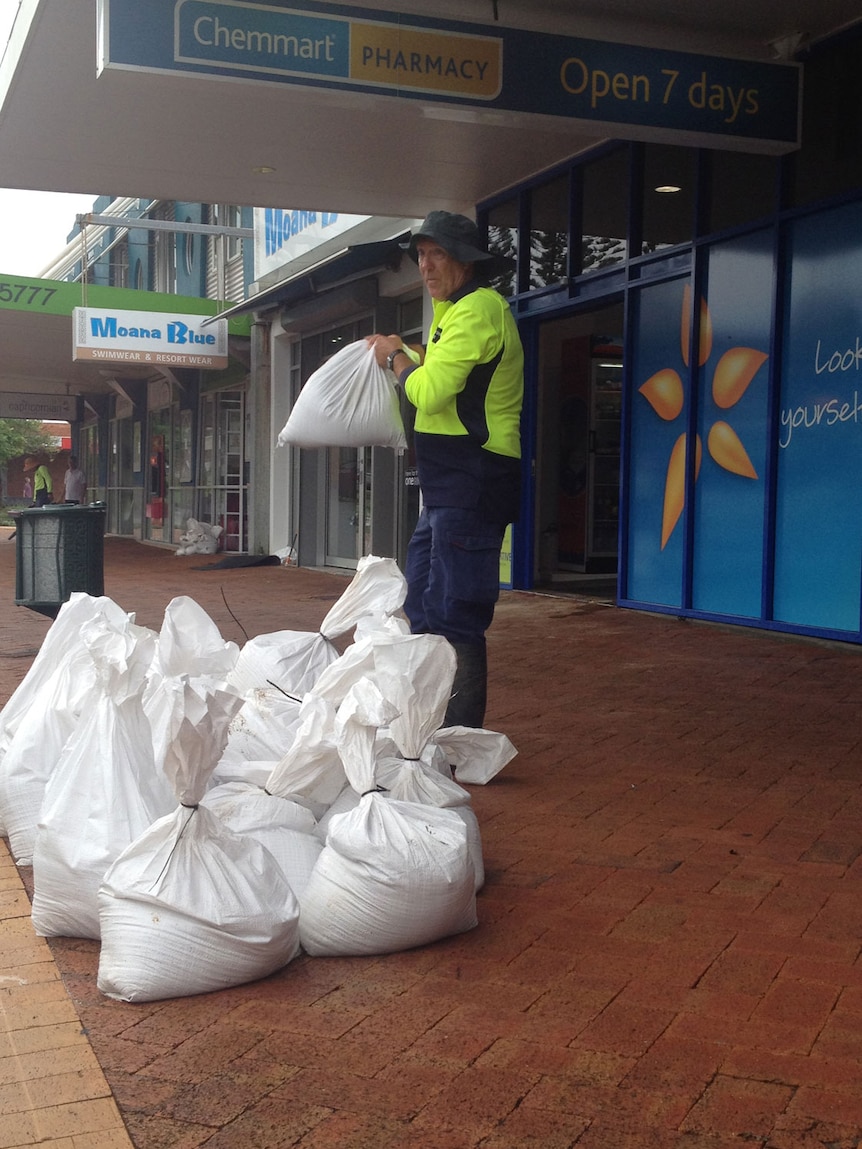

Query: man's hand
[{"left": 366, "top": 333, "right": 403, "bottom": 367}]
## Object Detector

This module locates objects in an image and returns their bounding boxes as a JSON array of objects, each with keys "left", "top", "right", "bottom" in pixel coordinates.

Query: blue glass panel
[
  {"left": 692, "top": 232, "right": 772, "bottom": 617},
  {"left": 773, "top": 202, "right": 862, "bottom": 633}
]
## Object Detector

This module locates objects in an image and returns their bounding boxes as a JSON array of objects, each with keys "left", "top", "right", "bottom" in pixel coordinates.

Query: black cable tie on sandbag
[
  {"left": 361, "top": 785, "right": 389, "bottom": 796},
  {"left": 148, "top": 805, "right": 197, "bottom": 890},
  {"left": 265, "top": 679, "right": 302, "bottom": 703},
  {"left": 402, "top": 757, "right": 421, "bottom": 762}
]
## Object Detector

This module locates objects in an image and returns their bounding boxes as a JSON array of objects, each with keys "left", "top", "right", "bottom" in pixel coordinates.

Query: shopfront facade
[
  {"left": 87, "top": 364, "right": 252, "bottom": 551},
  {"left": 478, "top": 27, "right": 862, "bottom": 643},
  {"left": 29, "top": 278, "right": 257, "bottom": 550},
  {"left": 247, "top": 211, "right": 425, "bottom": 572},
  {"left": 42, "top": 199, "right": 258, "bottom": 552},
  {"left": 3, "top": 2, "right": 862, "bottom": 643}
]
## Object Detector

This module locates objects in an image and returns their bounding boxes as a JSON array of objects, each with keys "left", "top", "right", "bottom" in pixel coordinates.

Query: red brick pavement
[{"left": 2, "top": 529, "right": 862, "bottom": 1148}]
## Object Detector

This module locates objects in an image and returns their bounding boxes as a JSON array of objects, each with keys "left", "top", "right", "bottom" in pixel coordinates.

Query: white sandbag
[
  {"left": 276, "top": 340, "right": 406, "bottom": 450},
  {"left": 149, "top": 595, "right": 240, "bottom": 680},
  {"left": 274, "top": 632, "right": 454, "bottom": 820},
  {"left": 380, "top": 757, "right": 485, "bottom": 892},
  {"left": 98, "top": 804, "right": 300, "bottom": 1002},
  {"left": 298, "top": 679, "right": 477, "bottom": 957},
  {"left": 316, "top": 554, "right": 407, "bottom": 639},
  {"left": 0, "top": 594, "right": 119, "bottom": 757},
  {"left": 0, "top": 653, "right": 97, "bottom": 866},
  {"left": 311, "top": 631, "right": 456, "bottom": 719},
  {"left": 353, "top": 636, "right": 483, "bottom": 888},
  {"left": 212, "top": 688, "right": 302, "bottom": 788},
  {"left": 145, "top": 597, "right": 240, "bottom": 766},
  {"left": 312, "top": 759, "right": 484, "bottom": 891},
  {"left": 97, "top": 676, "right": 299, "bottom": 1002},
  {"left": 31, "top": 614, "right": 174, "bottom": 939},
  {"left": 226, "top": 554, "right": 407, "bottom": 700},
  {"left": 313, "top": 780, "right": 357, "bottom": 841},
  {"left": 202, "top": 780, "right": 323, "bottom": 899},
  {"left": 433, "top": 726, "right": 518, "bottom": 785},
  {"left": 314, "top": 630, "right": 513, "bottom": 787},
  {"left": 265, "top": 693, "right": 347, "bottom": 816},
  {"left": 226, "top": 632, "right": 337, "bottom": 700},
  {"left": 0, "top": 594, "right": 130, "bottom": 836},
  {"left": 353, "top": 611, "right": 410, "bottom": 643}
]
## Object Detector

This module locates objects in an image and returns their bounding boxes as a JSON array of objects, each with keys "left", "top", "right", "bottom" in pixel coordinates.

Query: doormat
[{"left": 191, "top": 555, "right": 281, "bottom": 570}]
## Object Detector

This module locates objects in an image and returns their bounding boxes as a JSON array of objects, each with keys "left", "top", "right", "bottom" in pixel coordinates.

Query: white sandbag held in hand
[{"left": 276, "top": 340, "right": 407, "bottom": 450}]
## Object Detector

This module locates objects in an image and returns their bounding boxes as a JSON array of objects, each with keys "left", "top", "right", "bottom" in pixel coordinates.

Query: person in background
[
  {"left": 63, "top": 455, "right": 87, "bottom": 505},
  {"left": 366, "top": 211, "right": 524, "bottom": 730},
  {"left": 23, "top": 456, "right": 53, "bottom": 506},
  {"left": 8, "top": 474, "right": 31, "bottom": 538}
]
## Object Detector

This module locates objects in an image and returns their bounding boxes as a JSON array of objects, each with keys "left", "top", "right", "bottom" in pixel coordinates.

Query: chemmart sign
[
  {"left": 73, "top": 307, "right": 229, "bottom": 368},
  {"left": 98, "top": 0, "right": 802, "bottom": 151}
]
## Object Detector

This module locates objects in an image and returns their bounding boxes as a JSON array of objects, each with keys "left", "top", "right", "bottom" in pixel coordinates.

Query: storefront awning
[{"left": 202, "top": 235, "right": 412, "bottom": 326}]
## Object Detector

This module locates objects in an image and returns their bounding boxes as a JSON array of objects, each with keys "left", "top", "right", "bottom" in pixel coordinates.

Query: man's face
[{"left": 415, "top": 240, "right": 473, "bottom": 301}]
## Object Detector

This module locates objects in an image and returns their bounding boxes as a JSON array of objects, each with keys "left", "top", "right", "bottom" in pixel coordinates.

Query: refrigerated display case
[{"left": 588, "top": 360, "right": 622, "bottom": 563}]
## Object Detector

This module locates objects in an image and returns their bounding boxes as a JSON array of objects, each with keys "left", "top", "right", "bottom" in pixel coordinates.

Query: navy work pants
[{"left": 404, "top": 507, "right": 506, "bottom": 646}]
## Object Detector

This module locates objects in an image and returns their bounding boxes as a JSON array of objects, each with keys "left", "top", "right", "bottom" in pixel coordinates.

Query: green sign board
[{"left": 0, "top": 275, "right": 251, "bottom": 335}]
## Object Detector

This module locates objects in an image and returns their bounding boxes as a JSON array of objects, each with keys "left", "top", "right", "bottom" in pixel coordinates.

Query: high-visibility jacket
[
  {"left": 33, "top": 465, "right": 52, "bottom": 496},
  {"left": 402, "top": 282, "right": 524, "bottom": 522}
]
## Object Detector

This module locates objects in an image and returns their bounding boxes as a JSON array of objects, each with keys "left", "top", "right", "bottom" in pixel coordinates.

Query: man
[
  {"left": 23, "top": 456, "right": 53, "bottom": 506},
  {"left": 368, "top": 211, "right": 524, "bottom": 729},
  {"left": 63, "top": 455, "right": 87, "bottom": 504}
]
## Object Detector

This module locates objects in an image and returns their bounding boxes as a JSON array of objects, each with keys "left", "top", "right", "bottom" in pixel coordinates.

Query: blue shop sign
[{"left": 98, "top": 0, "right": 801, "bottom": 151}]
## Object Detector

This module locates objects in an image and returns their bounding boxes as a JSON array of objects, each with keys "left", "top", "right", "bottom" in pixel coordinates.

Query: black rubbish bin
[{"left": 14, "top": 503, "right": 107, "bottom": 618}]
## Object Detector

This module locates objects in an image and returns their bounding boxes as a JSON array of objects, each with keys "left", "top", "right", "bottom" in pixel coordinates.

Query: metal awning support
[
  {"left": 77, "top": 214, "right": 254, "bottom": 239},
  {"left": 200, "top": 233, "right": 410, "bottom": 325}
]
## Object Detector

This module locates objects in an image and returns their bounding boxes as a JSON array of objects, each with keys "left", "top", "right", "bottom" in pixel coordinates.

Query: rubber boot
[{"left": 443, "top": 642, "right": 488, "bottom": 730}]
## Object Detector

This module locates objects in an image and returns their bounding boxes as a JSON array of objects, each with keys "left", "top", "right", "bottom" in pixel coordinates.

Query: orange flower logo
[{"left": 639, "top": 285, "right": 768, "bottom": 549}]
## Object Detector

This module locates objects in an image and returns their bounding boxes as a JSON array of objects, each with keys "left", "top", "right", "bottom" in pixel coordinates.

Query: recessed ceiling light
[
  {"left": 253, "top": 165, "right": 276, "bottom": 174},
  {"left": 655, "top": 184, "right": 682, "bottom": 193}
]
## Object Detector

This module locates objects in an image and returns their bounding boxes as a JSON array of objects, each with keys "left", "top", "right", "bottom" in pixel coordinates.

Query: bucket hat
[{"left": 405, "top": 211, "right": 513, "bottom": 273}]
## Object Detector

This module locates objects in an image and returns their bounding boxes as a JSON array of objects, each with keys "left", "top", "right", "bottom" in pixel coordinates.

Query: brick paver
[{"left": 2, "top": 528, "right": 862, "bottom": 1147}]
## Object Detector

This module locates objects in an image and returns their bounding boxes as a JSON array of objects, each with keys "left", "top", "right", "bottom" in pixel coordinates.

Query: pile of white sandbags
[{"left": 0, "top": 555, "right": 516, "bottom": 1003}]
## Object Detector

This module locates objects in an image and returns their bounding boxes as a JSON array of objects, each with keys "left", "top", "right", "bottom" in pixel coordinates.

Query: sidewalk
[{"left": 2, "top": 529, "right": 862, "bottom": 1148}]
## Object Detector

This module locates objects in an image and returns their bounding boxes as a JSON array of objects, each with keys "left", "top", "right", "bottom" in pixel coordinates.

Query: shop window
[
  {"left": 789, "top": 34, "right": 862, "bottom": 207},
  {"left": 81, "top": 424, "right": 99, "bottom": 496},
  {"left": 150, "top": 203, "right": 176, "bottom": 292},
  {"left": 485, "top": 197, "right": 518, "bottom": 297},
  {"left": 181, "top": 218, "right": 195, "bottom": 276},
  {"left": 219, "top": 204, "right": 242, "bottom": 261},
  {"left": 301, "top": 322, "right": 353, "bottom": 379},
  {"left": 581, "top": 147, "right": 629, "bottom": 272},
  {"left": 529, "top": 174, "right": 570, "bottom": 289},
  {"left": 706, "top": 151, "right": 777, "bottom": 232},
  {"left": 399, "top": 295, "right": 424, "bottom": 341},
  {"left": 197, "top": 390, "right": 247, "bottom": 552},
  {"left": 147, "top": 405, "right": 173, "bottom": 543},
  {"left": 640, "top": 144, "right": 696, "bottom": 253},
  {"left": 110, "top": 239, "right": 129, "bottom": 288},
  {"left": 105, "top": 411, "right": 140, "bottom": 535}
]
